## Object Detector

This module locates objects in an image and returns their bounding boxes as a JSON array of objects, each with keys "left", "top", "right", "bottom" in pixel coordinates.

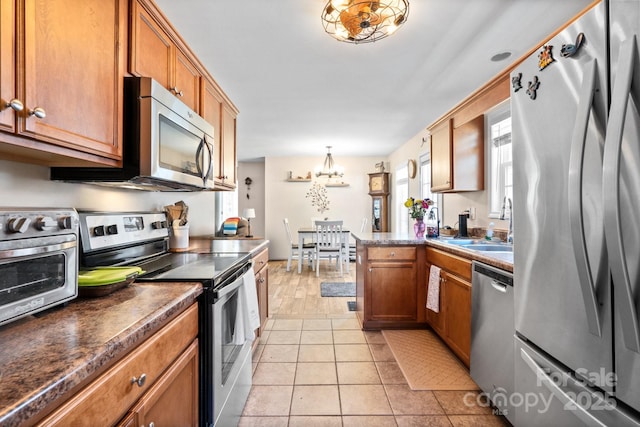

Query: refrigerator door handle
[
  {"left": 520, "top": 347, "right": 608, "bottom": 427},
  {"left": 568, "top": 58, "right": 602, "bottom": 337},
  {"left": 603, "top": 35, "right": 640, "bottom": 353}
]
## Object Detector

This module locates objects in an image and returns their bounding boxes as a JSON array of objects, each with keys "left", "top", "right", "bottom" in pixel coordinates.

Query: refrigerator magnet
[
  {"left": 512, "top": 73, "right": 523, "bottom": 92},
  {"left": 561, "top": 33, "right": 585, "bottom": 58},
  {"left": 538, "top": 45, "right": 555, "bottom": 70},
  {"left": 526, "top": 76, "right": 540, "bottom": 100}
]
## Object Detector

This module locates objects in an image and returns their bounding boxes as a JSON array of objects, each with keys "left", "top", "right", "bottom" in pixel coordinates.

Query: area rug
[
  {"left": 320, "top": 282, "right": 356, "bottom": 297},
  {"left": 381, "top": 329, "right": 479, "bottom": 391}
]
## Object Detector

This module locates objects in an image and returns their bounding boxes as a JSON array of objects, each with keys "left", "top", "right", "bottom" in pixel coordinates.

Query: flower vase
[{"left": 414, "top": 218, "right": 426, "bottom": 239}]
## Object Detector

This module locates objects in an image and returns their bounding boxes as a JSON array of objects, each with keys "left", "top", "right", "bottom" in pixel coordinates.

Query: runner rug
[
  {"left": 320, "top": 282, "right": 356, "bottom": 297},
  {"left": 381, "top": 329, "right": 479, "bottom": 391}
]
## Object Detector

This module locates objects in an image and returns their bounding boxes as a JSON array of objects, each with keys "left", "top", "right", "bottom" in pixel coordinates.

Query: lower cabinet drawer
[
  {"left": 38, "top": 304, "right": 198, "bottom": 426},
  {"left": 368, "top": 246, "right": 416, "bottom": 261},
  {"left": 253, "top": 248, "right": 269, "bottom": 272}
]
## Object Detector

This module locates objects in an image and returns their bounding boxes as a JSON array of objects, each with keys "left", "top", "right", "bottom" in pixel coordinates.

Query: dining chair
[
  {"left": 283, "top": 218, "right": 314, "bottom": 272},
  {"left": 313, "top": 220, "right": 345, "bottom": 277}
]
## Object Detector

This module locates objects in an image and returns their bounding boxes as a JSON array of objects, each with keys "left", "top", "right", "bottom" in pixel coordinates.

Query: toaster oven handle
[{"left": 0, "top": 240, "right": 76, "bottom": 259}]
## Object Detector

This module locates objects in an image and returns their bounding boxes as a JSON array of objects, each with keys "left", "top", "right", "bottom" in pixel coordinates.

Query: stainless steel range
[
  {"left": 0, "top": 208, "right": 79, "bottom": 326},
  {"left": 77, "top": 211, "right": 256, "bottom": 427}
]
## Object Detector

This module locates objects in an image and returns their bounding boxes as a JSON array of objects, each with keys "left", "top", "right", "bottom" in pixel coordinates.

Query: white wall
[
  {"left": 237, "top": 161, "right": 266, "bottom": 238},
  {"left": 0, "top": 159, "right": 218, "bottom": 235},
  {"left": 264, "top": 156, "right": 380, "bottom": 260}
]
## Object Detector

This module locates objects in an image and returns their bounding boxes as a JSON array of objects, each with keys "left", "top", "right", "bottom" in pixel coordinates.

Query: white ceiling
[{"left": 154, "top": 0, "right": 593, "bottom": 162}]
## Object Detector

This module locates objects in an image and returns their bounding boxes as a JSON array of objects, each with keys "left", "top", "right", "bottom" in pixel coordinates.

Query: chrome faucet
[{"left": 500, "top": 197, "right": 513, "bottom": 244}]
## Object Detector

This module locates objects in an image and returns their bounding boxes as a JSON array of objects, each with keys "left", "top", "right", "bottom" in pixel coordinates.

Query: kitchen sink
[
  {"left": 440, "top": 238, "right": 476, "bottom": 245},
  {"left": 461, "top": 244, "right": 513, "bottom": 252}
]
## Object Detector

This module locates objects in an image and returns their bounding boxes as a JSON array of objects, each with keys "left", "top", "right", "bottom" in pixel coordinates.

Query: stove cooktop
[{"left": 135, "top": 252, "right": 251, "bottom": 285}]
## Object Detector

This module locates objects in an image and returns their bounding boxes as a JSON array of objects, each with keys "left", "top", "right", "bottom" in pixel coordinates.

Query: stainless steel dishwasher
[{"left": 470, "top": 261, "right": 514, "bottom": 424}]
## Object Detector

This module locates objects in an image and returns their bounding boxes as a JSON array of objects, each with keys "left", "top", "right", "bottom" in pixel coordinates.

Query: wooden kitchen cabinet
[
  {"left": 443, "top": 272, "right": 472, "bottom": 365},
  {"left": 201, "top": 77, "right": 238, "bottom": 190},
  {"left": 430, "top": 119, "right": 453, "bottom": 192},
  {"left": 425, "top": 247, "right": 472, "bottom": 367},
  {"left": 429, "top": 115, "right": 484, "bottom": 192},
  {"left": 118, "top": 340, "right": 199, "bottom": 427},
  {"left": 357, "top": 246, "right": 427, "bottom": 330},
  {"left": 428, "top": 73, "right": 509, "bottom": 193},
  {"left": 130, "top": 0, "right": 202, "bottom": 113},
  {"left": 38, "top": 304, "right": 199, "bottom": 427},
  {"left": 252, "top": 247, "right": 269, "bottom": 341},
  {"left": 0, "top": 0, "right": 125, "bottom": 166}
]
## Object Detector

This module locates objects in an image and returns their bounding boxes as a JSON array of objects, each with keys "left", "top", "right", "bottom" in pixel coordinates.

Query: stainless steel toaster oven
[{"left": 0, "top": 208, "right": 79, "bottom": 327}]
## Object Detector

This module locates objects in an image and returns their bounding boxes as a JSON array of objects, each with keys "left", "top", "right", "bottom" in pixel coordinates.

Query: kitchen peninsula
[{"left": 353, "top": 232, "right": 513, "bottom": 367}]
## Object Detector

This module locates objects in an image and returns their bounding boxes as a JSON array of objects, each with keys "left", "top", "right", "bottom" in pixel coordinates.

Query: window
[
  {"left": 395, "top": 164, "right": 409, "bottom": 234},
  {"left": 487, "top": 101, "right": 512, "bottom": 218},
  {"left": 419, "top": 153, "right": 441, "bottom": 221}
]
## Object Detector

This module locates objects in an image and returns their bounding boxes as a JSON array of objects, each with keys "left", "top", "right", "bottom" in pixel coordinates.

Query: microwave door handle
[
  {"left": 603, "top": 35, "right": 640, "bottom": 353},
  {"left": 203, "top": 139, "right": 213, "bottom": 183},
  {"left": 195, "top": 138, "right": 204, "bottom": 179}
]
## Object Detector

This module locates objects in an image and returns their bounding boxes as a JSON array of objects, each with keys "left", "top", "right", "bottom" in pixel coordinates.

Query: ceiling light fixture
[
  {"left": 315, "top": 146, "right": 344, "bottom": 178},
  {"left": 321, "top": 0, "right": 409, "bottom": 44}
]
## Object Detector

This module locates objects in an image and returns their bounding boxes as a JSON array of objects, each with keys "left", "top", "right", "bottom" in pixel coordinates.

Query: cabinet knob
[
  {"left": 149, "top": 423, "right": 155, "bottom": 427},
  {"left": 28, "top": 107, "right": 46, "bottom": 119},
  {"left": 390, "top": 252, "right": 395, "bottom": 257},
  {"left": 3, "top": 98, "right": 23, "bottom": 112},
  {"left": 170, "top": 87, "right": 184, "bottom": 97},
  {"left": 368, "top": 268, "right": 372, "bottom": 272},
  {"left": 131, "top": 373, "right": 147, "bottom": 387}
]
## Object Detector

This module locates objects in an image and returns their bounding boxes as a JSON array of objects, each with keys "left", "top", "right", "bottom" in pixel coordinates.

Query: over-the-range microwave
[{"left": 51, "top": 77, "right": 215, "bottom": 191}]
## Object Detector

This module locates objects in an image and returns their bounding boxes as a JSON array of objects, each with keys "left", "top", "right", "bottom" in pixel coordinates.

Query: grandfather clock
[{"left": 368, "top": 172, "right": 390, "bottom": 232}]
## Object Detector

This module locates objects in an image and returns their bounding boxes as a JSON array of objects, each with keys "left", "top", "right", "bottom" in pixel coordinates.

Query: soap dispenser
[{"left": 486, "top": 222, "right": 495, "bottom": 240}]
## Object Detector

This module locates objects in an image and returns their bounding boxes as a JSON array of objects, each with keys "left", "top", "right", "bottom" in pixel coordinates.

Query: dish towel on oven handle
[
  {"left": 233, "top": 266, "right": 261, "bottom": 345},
  {"left": 426, "top": 265, "right": 441, "bottom": 313}
]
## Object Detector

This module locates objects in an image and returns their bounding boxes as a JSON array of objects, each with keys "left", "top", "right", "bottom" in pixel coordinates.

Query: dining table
[{"left": 297, "top": 227, "right": 351, "bottom": 274}]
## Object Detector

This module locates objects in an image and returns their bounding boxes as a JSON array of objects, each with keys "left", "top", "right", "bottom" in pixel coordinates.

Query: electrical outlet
[{"left": 469, "top": 207, "right": 476, "bottom": 220}]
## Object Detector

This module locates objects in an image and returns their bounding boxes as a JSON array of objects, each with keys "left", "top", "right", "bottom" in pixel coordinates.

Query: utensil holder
[{"left": 169, "top": 225, "right": 189, "bottom": 251}]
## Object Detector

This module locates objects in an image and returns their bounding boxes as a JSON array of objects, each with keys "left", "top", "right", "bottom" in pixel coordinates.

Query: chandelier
[
  {"left": 321, "top": 0, "right": 409, "bottom": 44},
  {"left": 315, "top": 146, "right": 344, "bottom": 178}
]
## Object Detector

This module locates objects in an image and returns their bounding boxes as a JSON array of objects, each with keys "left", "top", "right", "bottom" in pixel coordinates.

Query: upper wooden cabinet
[
  {"left": 130, "top": 0, "right": 201, "bottom": 113},
  {"left": 0, "top": 0, "right": 125, "bottom": 166},
  {"left": 430, "top": 119, "right": 453, "bottom": 191},
  {"left": 430, "top": 115, "right": 484, "bottom": 192},
  {"left": 452, "top": 114, "right": 484, "bottom": 191},
  {"left": 202, "top": 77, "right": 238, "bottom": 190},
  {"left": 429, "top": 73, "right": 509, "bottom": 193}
]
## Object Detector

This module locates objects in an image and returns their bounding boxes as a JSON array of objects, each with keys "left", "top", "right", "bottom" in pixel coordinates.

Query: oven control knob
[
  {"left": 57, "top": 215, "right": 74, "bottom": 230},
  {"left": 93, "top": 225, "right": 105, "bottom": 237},
  {"left": 35, "top": 216, "right": 57, "bottom": 231},
  {"left": 151, "top": 221, "right": 167, "bottom": 229},
  {"left": 7, "top": 217, "right": 31, "bottom": 233},
  {"left": 106, "top": 224, "right": 118, "bottom": 235}
]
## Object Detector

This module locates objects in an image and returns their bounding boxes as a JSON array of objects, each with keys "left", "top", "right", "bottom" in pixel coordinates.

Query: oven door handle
[
  {"left": 215, "top": 275, "right": 245, "bottom": 299},
  {"left": 0, "top": 240, "right": 76, "bottom": 259}
]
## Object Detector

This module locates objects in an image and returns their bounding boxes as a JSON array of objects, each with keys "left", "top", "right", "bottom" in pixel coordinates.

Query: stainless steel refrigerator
[{"left": 512, "top": 0, "right": 640, "bottom": 425}]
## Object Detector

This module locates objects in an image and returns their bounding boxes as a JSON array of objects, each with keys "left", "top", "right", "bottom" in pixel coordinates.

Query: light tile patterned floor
[{"left": 239, "top": 260, "right": 510, "bottom": 426}]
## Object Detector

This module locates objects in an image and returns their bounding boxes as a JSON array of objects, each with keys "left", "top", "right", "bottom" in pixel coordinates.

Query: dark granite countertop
[
  {"left": 353, "top": 232, "right": 513, "bottom": 272},
  {"left": 0, "top": 282, "right": 202, "bottom": 427},
  {"left": 189, "top": 236, "right": 269, "bottom": 255}
]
